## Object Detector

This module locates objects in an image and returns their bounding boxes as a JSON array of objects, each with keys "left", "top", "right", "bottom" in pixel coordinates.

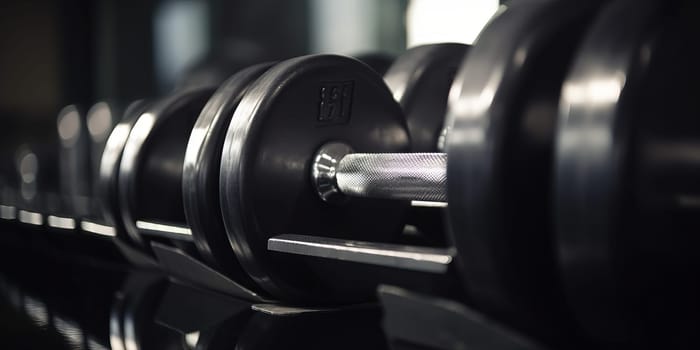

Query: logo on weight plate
[{"left": 318, "top": 81, "right": 353, "bottom": 125}]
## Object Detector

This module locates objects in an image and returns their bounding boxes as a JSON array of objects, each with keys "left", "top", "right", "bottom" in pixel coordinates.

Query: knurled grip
[{"left": 335, "top": 153, "right": 447, "bottom": 202}]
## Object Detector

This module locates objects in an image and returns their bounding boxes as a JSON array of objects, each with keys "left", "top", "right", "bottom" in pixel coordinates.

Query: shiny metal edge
[
  {"left": 411, "top": 200, "right": 448, "bottom": 208},
  {"left": 136, "top": 220, "right": 193, "bottom": 241},
  {"left": 268, "top": 234, "right": 453, "bottom": 273},
  {"left": 80, "top": 219, "right": 117, "bottom": 237},
  {"left": 18, "top": 210, "right": 43, "bottom": 226},
  {"left": 0, "top": 205, "right": 16, "bottom": 220},
  {"left": 47, "top": 215, "right": 77, "bottom": 230}
]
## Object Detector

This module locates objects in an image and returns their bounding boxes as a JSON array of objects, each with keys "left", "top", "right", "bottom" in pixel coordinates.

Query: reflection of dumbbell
[{"left": 0, "top": 241, "right": 123, "bottom": 350}]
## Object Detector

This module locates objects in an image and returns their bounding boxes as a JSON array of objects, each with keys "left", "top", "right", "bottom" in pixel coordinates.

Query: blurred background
[{"left": 0, "top": 0, "right": 499, "bottom": 133}]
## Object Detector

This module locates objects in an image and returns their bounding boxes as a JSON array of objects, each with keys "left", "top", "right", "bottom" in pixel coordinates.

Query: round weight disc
[
  {"left": 98, "top": 100, "right": 150, "bottom": 242},
  {"left": 183, "top": 63, "right": 273, "bottom": 290},
  {"left": 220, "top": 55, "right": 409, "bottom": 302},
  {"left": 554, "top": 0, "right": 700, "bottom": 344},
  {"left": 119, "top": 88, "right": 215, "bottom": 249},
  {"left": 384, "top": 43, "right": 468, "bottom": 152},
  {"left": 446, "top": 0, "right": 603, "bottom": 343}
]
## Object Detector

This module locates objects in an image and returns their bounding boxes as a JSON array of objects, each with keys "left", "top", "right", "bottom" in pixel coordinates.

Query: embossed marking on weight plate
[{"left": 318, "top": 81, "right": 353, "bottom": 125}]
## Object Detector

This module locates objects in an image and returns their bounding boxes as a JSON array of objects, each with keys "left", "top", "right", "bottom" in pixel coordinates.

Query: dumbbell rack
[
  {"left": 116, "top": 222, "right": 547, "bottom": 350},
  {"left": 0, "top": 221, "right": 548, "bottom": 350},
  {"left": 140, "top": 232, "right": 550, "bottom": 350}
]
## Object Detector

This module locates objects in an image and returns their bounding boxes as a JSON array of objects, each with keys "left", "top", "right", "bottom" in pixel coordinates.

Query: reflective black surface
[{"left": 0, "top": 226, "right": 391, "bottom": 350}]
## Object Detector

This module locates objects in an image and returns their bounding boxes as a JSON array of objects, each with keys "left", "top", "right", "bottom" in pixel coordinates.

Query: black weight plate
[
  {"left": 554, "top": 0, "right": 700, "bottom": 345},
  {"left": 98, "top": 100, "right": 150, "bottom": 242},
  {"left": 183, "top": 63, "right": 273, "bottom": 291},
  {"left": 220, "top": 55, "right": 409, "bottom": 302},
  {"left": 384, "top": 43, "right": 468, "bottom": 152},
  {"left": 119, "top": 88, "right": 215, "bottom": 249},
  {"left": 446, "top": 0, "right": 604, "bottom": 343}
]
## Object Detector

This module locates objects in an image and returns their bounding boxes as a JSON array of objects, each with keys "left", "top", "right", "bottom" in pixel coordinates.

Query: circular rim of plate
[
  {"left": 220, "top": 54, "right": 409, "bottom": 301},
  {"left": 553, "top": 0, "right": 665, "bottom": 341},
  {"left": 118, "top": 88, "right": 214, "bottom": 250},
  {"left": 384, "top": 43, "right": 470, "bottom": 152},
  {"left": 445, "top": 0, "right": 602, "bottom": 335},
  {"left": 97, "top": 99, "right": 150, "bottom": 242},
  {"left": 182, "top": 62, "right": 274, "bottom": 291},
  {"left": 384, "top": 43, "right": 469, "bottom": 107}
]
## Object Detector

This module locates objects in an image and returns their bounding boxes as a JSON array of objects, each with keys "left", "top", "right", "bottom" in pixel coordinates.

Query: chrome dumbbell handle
[{"left": 312, "top": 142, "right": 447, "bottom": 203}]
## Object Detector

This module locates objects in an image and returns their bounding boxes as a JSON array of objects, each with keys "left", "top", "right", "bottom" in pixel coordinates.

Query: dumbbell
[
  {"left": 108, "top": 63, "right": 280, "bottom": 295},
  {"left": 553, "top": 0, "right": 700, "bottom": 346},
  {"left": 183, "top": 45, "right": 464, "bottom": 291},
  {"left": 84, "top": 102, "right": 121, "bottom": 216},
  {"left": 218, "top": 0, "right": 611, "bottom": 345},
  {"left": 117, "top": 88, "right": 215, "bottom": 253},
  {"left": 192, "top": 45, "right": 470, "bottom": 291},
  {"left": 0, "top": 118, "right": 56, "bottom": 227},
  {"left": 14, "top": 142, "right": 60, "bottom": 228},
  {"left": 0, "top": 115, "right": 58, "bottom": 228},
  {"left": 108, "top": 49, "right": 451, "bottom": 295},
  {"left": 13, "top": 104, "right": 124, "bottom": 259},
  {"left": 46, "top": 103, "right": 113, "bottom": 233},
  {"left": 8, "top": 105, "right": 99, "bottom": 232}
]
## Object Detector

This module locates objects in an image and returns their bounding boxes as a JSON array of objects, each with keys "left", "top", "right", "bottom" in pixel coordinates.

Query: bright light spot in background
[
  {"left": 407, "top": 0, "right": 499, "bottom": 47},
  {"left": 311, "top": 0, "right": 376, "bottom": 54},
  {"left": 87, "top": 102, "right": 113, "bottom": 143},
  {"left": 310, "top": 0, "right": 405, "bottom": 54},
  {"left": 57, "top": 105, "right": 81, "bottom": 146},
  {"left": 154, "top": 0, "right": 210, "bottom": 91}
]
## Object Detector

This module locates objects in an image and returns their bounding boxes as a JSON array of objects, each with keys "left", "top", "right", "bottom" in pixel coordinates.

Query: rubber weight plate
[
  {"left": 183, "top": 63, "right": 274, "bottom": 291},
  {"left": 98, "top": 100, "right": 150, "bottom": 243},
  {"left": 220, "top": 55, "right": 409, "bottom": 303},
  {"left": 119, "top": 88, "right": 215, "bottom": 250},
  {"left": 554, "top": 0, "right": 700, "bottom": 345},
  {"left": 446, "top": 0, "right": 605, "bottom": 343}
]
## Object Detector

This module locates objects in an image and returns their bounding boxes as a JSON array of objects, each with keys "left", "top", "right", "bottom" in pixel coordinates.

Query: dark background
[{"left": 0, "top": 0, "right": 413, "bottom": 129}]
